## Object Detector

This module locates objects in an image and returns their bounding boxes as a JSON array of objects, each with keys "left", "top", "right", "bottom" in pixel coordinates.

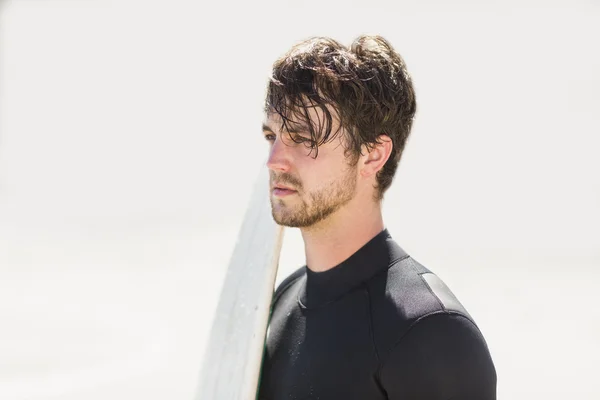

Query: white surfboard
[{"left": 195, "top": 163, "right": 284, "bottom": 400}]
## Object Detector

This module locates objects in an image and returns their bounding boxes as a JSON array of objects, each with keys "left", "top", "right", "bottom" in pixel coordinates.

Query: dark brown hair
[{"left": 264, "top": 35, "right": 417, "bottom": 200}]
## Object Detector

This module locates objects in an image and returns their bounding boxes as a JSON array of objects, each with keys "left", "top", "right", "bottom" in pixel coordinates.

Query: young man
[{"left": 258, "top": 35, "right": 496, "bottom": 400}]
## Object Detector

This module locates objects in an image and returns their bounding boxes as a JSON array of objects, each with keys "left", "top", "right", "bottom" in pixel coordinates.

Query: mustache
[{"left": 270, "top": 173, "right": 302, "bottom": 190}]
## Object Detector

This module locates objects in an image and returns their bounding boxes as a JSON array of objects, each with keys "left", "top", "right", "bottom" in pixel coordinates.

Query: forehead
[
  {"left": 263, "top": 112, "right": 309, "bottom": 133},
  {"left": 263, "top": 102, "right": 342, "bottom": 136}
]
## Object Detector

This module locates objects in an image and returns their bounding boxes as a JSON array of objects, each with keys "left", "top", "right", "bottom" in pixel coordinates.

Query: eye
[
  {"left": 293, "top": 135, "right": 315, "bottom": 146},
  {"left": 264, "top": 134, "right": 276, "bottom": 142}
]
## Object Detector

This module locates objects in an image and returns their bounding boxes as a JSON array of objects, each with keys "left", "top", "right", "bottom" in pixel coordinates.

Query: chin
[
  {"left": 271, "top": 209, "right": 304, "bottom": 228},
  {"left": 272, "top": 211, "right": 325, "bottom": 229},
  {"left": 272, "top": 214, "right": 299, "bottom": 228}
]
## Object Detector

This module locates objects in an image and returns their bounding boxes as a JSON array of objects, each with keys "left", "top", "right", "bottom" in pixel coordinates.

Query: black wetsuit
[{"left": 258, "top": 229, "right": 496, "bottom": 400}]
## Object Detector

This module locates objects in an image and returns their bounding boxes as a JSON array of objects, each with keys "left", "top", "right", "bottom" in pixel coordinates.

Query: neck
[{"left": 300, "top": 198, "right": 385, "bottom": 272}]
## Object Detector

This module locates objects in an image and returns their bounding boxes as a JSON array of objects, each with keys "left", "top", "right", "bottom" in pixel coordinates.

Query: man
[{"left": 258, "top": 35, "right": 496, "bottom": 400}]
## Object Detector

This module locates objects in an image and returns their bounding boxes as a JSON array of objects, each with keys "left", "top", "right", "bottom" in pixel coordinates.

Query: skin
[{"left": 263, "top": 104, "right": 393, "bottom": 273}]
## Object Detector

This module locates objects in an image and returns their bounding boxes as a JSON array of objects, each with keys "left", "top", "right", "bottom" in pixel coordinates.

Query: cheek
[
  {"left": 295, "top": 145, "right": 349, "bottom": 187},
  {"left": 306, "top": 161, "right": 340, "bottom": 190}
]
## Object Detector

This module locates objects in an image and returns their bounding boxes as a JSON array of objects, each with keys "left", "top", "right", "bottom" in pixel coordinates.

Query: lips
[{"left": 272, "top": 183, "right": 296, "bottom": 191}]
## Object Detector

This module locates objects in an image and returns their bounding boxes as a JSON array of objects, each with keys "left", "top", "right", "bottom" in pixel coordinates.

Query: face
[{"left": 263, "top": 108, "right": 359, "bottom": 228}]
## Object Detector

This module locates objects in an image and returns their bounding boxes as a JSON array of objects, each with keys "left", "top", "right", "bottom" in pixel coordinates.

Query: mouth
[{"left": 272, "top": 184, "right": 297, "bottom": 197}]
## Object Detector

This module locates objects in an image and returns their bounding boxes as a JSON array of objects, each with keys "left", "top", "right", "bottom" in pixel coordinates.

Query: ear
[{"left": 359, "top": 135, "right": 393, "bottom": 178}]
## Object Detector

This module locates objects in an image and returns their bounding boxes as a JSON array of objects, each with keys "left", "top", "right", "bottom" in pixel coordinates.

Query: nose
[{"left": 266, "top": 135, "right": 292, "bottom": 173}]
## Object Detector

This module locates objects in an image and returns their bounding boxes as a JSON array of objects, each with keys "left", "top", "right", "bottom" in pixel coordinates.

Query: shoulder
[
  {"left": 366, "top": 255, "right": 476, "bottom": 356},
  {"left": 367, "top": 256, "right": 496, "bottom": 398},
  {"left": 379, "top": 312, "right": 497, "bottom": 399},
  {"left": 374, "top": 254, "right": 473, "bottom": 317},
  {"left": 271, "top": 266, "right": 306, "bottom": 307}
]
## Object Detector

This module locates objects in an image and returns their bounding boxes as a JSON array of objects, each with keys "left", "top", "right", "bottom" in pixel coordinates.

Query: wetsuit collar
[{"left": 299, "top": 228, "right": 409, "bottom": 309}]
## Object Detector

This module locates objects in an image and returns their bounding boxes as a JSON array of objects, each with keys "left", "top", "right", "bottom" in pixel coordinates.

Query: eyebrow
[
  {"left": 262, "top": 123, "right": 310, "bottom": 134},
  {"left": 262, "top": 123, "right": 274, "bottom": 133}
]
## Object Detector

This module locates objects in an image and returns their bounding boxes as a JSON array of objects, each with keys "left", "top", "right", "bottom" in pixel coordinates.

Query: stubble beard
[{"left": 270, "top": 167, "right": 357, "bottom": 228}]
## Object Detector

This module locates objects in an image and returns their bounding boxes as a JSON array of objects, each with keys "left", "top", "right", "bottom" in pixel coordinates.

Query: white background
[{"left": 0, "top": 0, "right": 598, "bottom": 399}]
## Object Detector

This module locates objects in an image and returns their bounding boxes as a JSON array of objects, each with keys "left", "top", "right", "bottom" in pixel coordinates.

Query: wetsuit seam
[
  {"left": 390, "top": 254, "right": 411, "bottom": 268},
  {"left": 377, "top": 311, "right": 476, "bottom": 375},
  {"left": 273, "top": 274, "right": 303, "bottom": 309},
  {"left": 368, "top": 254, "right": 411, "bottom": 283},
  {"left": 362, "top": 283, "right": 382, "bottom": 365}
]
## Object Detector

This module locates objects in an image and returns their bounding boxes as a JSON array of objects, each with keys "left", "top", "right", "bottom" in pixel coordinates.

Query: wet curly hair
[{"left": 264, "top": 35, "right": 417, "bottom": 201}]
